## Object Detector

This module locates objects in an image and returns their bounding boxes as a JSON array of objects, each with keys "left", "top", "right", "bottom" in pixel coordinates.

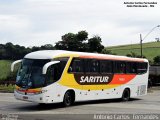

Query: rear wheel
[
  {"left": 148, "top": 79, "right": 152, "bottom": 88},
  {"left": 122, "top": 88, "right": 130, "bottom": 101},
  {"left": 63, "top": 91, "right": 73, "bottom": 107}
]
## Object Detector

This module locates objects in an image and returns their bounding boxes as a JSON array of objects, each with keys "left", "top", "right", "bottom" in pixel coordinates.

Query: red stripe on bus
[{"left": 109, "top": 74, "right": 136, "bottom": 84}]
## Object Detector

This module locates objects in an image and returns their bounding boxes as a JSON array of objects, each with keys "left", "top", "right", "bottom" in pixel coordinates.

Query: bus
[{"left": 11, "top": 50, "right": 149, "bottom": 106}]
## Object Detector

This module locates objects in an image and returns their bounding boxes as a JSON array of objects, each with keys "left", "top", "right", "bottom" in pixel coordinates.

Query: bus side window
[
  {"left": 126, "top": 62, "right": 137, "bottom": 74},
  {"left": 84, "top": 59, "right": 90, "bottom": 73},
  {"left": 84, "top": 59, "right": 99, "bottom": 73},
  {"left": 137, "top": 62, "right": 148, "bottom": 74},
  {"left": 131, "top": 62, "right": 137, "bottom": 73},
  {"left": 68, "top": 58, "right": 84, "bottom": 73},
  {"left": 114, "top": 61, "right": 126, "bottom": 73},
  {"left": 46, "top": 61, "right": 67, "bottom": 85},
  {"left": 46, "top": 66, "right": 54, "bottom": 85},
  {"left": 100, "top": 60, "right": 112, "bottom": 73},
  {"left": 90, "top": 60, "right": 99, "bottom": 73}
]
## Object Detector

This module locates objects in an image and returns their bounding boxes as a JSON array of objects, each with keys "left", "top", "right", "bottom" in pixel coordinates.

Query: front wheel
[
  {"left": 38, "top": 103, "right": 46, "bottom": 107},
  {"left": 121, "top": 88, "right": 130, "bottom": 101},
  {"left": 63, "top": 91, "right": 73, "bottom": 107}
]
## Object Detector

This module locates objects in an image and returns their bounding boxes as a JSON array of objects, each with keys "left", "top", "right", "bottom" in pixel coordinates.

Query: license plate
[{"left": 23, "top": 96, "right": 28, "bottom": 100}]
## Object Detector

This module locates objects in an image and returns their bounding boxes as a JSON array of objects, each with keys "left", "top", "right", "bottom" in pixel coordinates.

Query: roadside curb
[
  {"left": 149, "top": 86, "right": 160, "bottom": 90},
  {"left": 0, "top": 90, "right": 13, "bottom": 93}
]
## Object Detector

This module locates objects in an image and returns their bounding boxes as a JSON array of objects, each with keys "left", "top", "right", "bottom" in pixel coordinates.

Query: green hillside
[
  {"left": 0, "top": 60, "right": 20, "bottom": 81},
  {"left": 106, "top": 41, "right": 160, "bottom": 62}
]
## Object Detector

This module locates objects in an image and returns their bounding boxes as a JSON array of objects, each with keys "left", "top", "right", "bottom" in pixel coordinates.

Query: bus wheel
[
  {"left": 121, "top": 88, "right": 130, "bottom": 101},
  {"left": 63, "top": 91, "right": 73, "bottom": 107},
  {"left": 38, "top": 103, "right": 46, "bottom": 106},
  {"left": 148, "top": 79, "right": 152, "bottom": 88}
]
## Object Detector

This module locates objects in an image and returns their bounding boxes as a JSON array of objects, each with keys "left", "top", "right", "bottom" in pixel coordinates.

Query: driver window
[
  {"left": 46, "top": 64, "right": 60, "bottom": 84},
  {"left": 45, "top": 57, "right": 69, "bottom": 85}
]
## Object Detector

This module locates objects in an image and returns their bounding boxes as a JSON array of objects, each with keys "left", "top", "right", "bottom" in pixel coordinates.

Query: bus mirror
[
  {"left": 11, "top": 59, "right": 22, "bottom": 72},
  {"left": 42, "top": 61, "right": 60, "bottom": 74}
]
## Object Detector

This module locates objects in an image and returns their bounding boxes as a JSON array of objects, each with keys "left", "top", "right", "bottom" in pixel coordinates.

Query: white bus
[{"left": 11, "top": 50, "right": 149, "bottom": 106}]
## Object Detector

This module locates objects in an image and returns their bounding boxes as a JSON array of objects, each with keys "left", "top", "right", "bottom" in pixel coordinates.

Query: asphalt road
[{"left": 0, "top": 88, "right": 160, "bottom": 120}]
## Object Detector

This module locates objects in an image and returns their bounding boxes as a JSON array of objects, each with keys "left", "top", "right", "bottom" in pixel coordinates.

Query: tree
[
  {"left": 55, "top": 31, "right": 104, "bottom": 53},
  {"left": 87, "top": 36, "right": 104, "bottom": 53},
  {"left": 0, "top": 44, "right": 5, "bottom": 60},
  {"left": 126, "top": 52, "right": 145, "bottom": 58},
  {"left": 55, "top": 31, "right": 88, "bottom": 51},
  {"left": 5, "top": 42, "right": 15, "bottom": 59},
  {"left": 126, "top": 52, "right": 137, "bottom": 57},
  {"left": 76, "top": 31, "right": 88, "bottom": 41},
  {"left": 101, "top": 49, "right": 112, "bottom": 54},
  {"left": 153, "top": 55, "right": 160, "bottom": 64},
  {"left": 40, "top": 44, "right": 55, "bottom": 50},
  {"left": 31, "top": 46, "right": 41, "bottom": 52},
  {"left": 0, "top": 42, "right": 55, "bottom": 60}
]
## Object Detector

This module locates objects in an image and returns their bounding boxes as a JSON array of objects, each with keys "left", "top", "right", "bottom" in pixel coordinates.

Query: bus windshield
[
  {"left": 16, "top": 58, "right": 68, "bottom": 89},
  {"left": 16, "top": 59, "right": 50, "bottom": 89}
]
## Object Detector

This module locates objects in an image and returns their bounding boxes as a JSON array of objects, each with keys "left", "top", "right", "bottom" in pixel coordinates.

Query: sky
[{"left": 0, "top": 0, "right": 160, "bottom": 47}]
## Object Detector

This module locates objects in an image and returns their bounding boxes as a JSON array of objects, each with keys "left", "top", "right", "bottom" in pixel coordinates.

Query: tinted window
[
  {"left": 46, "top": 64, "right": 61, "bottom": 84},
  {"left": 84, "top": 59, "right": 99, "bottom": 73},
  {"left": 16, "top": 59, "right": 50, "bottom": 88},
  {"left": 137, "top": 62, "right": 148, "bottom": 74},
  {"left": 100, "top": 60, "right": 112, "bottom": 73},
  {"left": 90, "top": 60, "right": 99, "bottom": 72},
  {"left": 54, "top": 57, "right": 69, "bottom": 74},
  {"left": 68, "top": 58, "right": 148, "bottom": 75},
  {"left": 126, "top": 62, "right": 137, "bottom": 74},
  {"left": 46, "top": 57, "right": 69, "bottom": 84},
  {"left": 68, "top": 59, "right": 84, "bottom": 73},
  {"left": 114, "top": 61, "right": 126, "bottom": 73}
]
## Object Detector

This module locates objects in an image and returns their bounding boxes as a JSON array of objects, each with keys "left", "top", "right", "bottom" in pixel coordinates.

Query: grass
[
  {"left": 0, "top": 60, "right": 17, "bottom": 92},
  {"left": 106, "top": 41, "right": 160, "bottom": 62},
  {"left": 0, "top": 60, "right": 12, "bottom": 81}
]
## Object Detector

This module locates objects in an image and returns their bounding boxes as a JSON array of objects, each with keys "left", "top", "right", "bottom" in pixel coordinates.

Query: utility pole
[
  {"left": 140, "top": 25, "right": 160, "bottom": 58},
  {"left": 140, "top": 34, "right": 143, "bottom": 58}
]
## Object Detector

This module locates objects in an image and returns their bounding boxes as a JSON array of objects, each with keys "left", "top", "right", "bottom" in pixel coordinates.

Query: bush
[{"left": 153, "top": 55, "right": 160, "bottom": 65}]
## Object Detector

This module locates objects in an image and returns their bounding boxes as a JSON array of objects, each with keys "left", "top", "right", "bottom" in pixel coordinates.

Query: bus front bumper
[{"left": 14, "top": 90, "right": 46, "bottom": 103}]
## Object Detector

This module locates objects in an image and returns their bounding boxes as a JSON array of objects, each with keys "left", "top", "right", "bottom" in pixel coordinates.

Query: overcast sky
[{"left": 0, "top": 0, "right": 160, "bottom": 47}]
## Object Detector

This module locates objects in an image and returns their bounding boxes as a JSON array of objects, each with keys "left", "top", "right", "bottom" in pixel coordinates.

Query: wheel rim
[
  {"left": 123, "top": 90, "right": 129, "bottom": 100},
  {"left": 65, "top": 92, "right": 71, "bottom": 105}
]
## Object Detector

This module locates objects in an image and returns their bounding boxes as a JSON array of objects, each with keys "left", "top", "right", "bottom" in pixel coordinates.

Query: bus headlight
[
  {"left": 34, "top": 90, "right": 47, "bottom": 95},
  {"left": 41, "top": 90, "right": 48, "bottom": 93}
]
